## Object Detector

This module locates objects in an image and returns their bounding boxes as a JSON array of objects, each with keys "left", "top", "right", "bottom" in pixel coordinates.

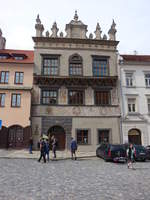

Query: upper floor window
[
  {"left": 42, "top": 90, "right": 57, "bottom": 105},
  {"left": 0, "top": 93, "right": 5, "bottom": 107},
  {"left": 95, "top": 91, "right": 110, "bottom": 105},
  {"left": 11, "top": 94, "right": 21, "bottom": 107},
  {"left": 126, "top": 72, "right": 133, "bottom": 87},
  {"left": 15, "top": 72, "right": 24, "bottom": 84},
  {"left": 92, "top": 56, "right": 109, "bottom": 76},
  {"left": 68, "top": 90, "right": 84, "bottom": 105},
  {"left": 147, "top": 98, "right": 150, "bottom": 113},
  {"left": 69, "top": 54, "right": 83, "bottom": 76},
  {"left": 43, "top": 56, "right": 59, "bottom": 75},
  {"left": 0, "top": 71, "right": 9, "bottom": 84},
  {"left": 128, "top": 98, "right": 136, "bottom": 113},
  {"left": 145, "top": 73, "right": 150, "bottom": 87}
]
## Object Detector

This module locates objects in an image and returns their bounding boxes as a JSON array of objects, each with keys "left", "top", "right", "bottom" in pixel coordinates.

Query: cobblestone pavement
[{"left": 0, "top": 158, "right": 150, "bottom": 200}]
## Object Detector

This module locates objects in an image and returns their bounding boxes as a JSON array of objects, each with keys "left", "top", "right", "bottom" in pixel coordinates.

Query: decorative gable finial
[
  {"left": 94, "top": 22, "right": 102, "bottom": 39},
  {"left": 35, "top": 14, "right": 44, "bottom": 37},
  {"left": 74, "top": 10, "right": 78, "bottom": 21},
  {"left": 51, "top": 21, "right": 59, "bottom": 37},
  {"left": 108, "top": 19, "right": 117, "bottom": 40},
  {"left": 0, "top": 28, "right": 6, "bottom": 49}
]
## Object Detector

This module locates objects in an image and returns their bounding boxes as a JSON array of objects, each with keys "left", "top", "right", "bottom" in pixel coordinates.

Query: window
[
  {"left": 43, "top": 57, "right": 59, "bottom": 75},
  {"left": 68, "top": 90, "right": 84, "bottom": 105},
  {"left": 128, "top": 98, "right": 136, "bottom": 113},
  {"left": 145, "top": 74, "right": 150, "bottom": 87},
  {"left": 14, "top": 56, "right": 24, "bottom": 60},
  {"left": 15, "top": 72, "right": 24, "bottom": 84},
  {"left": 11, "top": 94, "right": 21, "bottom": 107},
  {"left": 0, "top": 71, "right": 9, "bottom": 83},
  {"left": 69, "top": 54, "right": 82, "bottom": 76},
  {"left": 147, "top": 98, "right": 150, "bottom": 113},
  {"left": 126, "top": 73, "right": 133, "bottom": 87},
  {"left": 77, "top": 129, "right": 89, "bottom": 144},
  {"left": 42, "top": 90, "right": 57, "bottom": 105},
  {"left": 95, "top": 91, "right": 110, "bottom": 105},
  {"left": 93, "top": 57, "right": 108, "bottom": 76},
  {"left": 98, "top": 130, "right": 109, "bottom": 144},
  {"left": 0, "top": 93, "right": 5, "bottom": 107}
]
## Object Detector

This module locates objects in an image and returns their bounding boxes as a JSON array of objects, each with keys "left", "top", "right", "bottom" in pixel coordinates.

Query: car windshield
[
  {"left": 134, "top": 145, "right": 145, "bottom": 150},
  {"left": 111, "top": 145, "right": 125, "bottom": 151}
]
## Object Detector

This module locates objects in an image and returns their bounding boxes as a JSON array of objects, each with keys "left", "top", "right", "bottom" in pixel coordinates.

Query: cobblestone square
[{"left": 0, "top": 158, "right": 150, "bottom": 200}]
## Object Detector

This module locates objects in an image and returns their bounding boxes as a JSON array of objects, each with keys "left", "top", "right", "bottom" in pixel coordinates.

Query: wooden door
[{"left": 8, "top": 126, "right": 23, "bottom": 148}]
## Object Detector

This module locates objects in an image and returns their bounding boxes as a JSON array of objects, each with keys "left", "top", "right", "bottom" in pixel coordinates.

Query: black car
[
  {"left": 133, "top": 145, "right": 146, "bottom": 161},
  {"left": 145, "top": 145, "right": 150, "bottom": 160},
  {"left": 96, "top": 143, "right": 127, "bottom": 162}
]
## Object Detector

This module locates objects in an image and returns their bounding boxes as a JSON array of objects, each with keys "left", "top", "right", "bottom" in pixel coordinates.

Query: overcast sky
[{"left": 0, "top": 0, "right": 150, "bottom": 54}]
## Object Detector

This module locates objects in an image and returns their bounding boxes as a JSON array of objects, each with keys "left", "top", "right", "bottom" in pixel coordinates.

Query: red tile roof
[
  {"left": 0, "top": 49, "right": 34, "bottom": 64},
  {"left": 121, "top": 55, "right": 150, "bottom": 62}
]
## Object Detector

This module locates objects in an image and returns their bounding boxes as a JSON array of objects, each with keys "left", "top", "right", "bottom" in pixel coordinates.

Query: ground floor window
[
  {"left": 98, "top": 129, "right": 109, "bottom": 144},
  {"left": 76, "top": 129, "right": 89, "bottom": 144}
]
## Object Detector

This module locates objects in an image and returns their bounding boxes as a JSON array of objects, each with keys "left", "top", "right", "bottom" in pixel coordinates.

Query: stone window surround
[
  {"left": 41, "top": 54, "right": 61, "bottom": 76},
  {"left": 126, "top": 94, "right": 138, "bottom": 114},
  {"left": 97, "top": 128, "right": 112, "bottom": 144},
  {"left": 75, "top": 128, "right": 91, "bottom": 145},
  {"left": 40, "top": 88, "right": 58, "bottom": 105},
  {"left": 69, "top": 53, "right": 83, "bottom": 76},
  {"left": 68, "top": 89, "right": 85, "bottom": 106}
]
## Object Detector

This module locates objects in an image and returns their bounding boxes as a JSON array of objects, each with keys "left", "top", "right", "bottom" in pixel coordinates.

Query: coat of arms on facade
[
  {"left": 46, "top": 107, "right": 52, "bottom": 114},
  {"left": 72, "top": 107, "right": 81, "bottom": 115}
]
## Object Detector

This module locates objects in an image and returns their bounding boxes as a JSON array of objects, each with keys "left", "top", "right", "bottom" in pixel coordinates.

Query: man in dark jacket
[
  {"left": 29, "top": 137, "right": 33, "bottom": 154},
  {"left": 38, "top": 138, "right": 46, "bottom": 163},
  {"left": 70, "top": 137, "right": 77, "bottom": 160}
]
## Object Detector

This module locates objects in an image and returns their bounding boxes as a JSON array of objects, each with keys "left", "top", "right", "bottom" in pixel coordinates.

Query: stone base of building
[{"left": 32, "top": 116, "right": 120, "bottom": 152}]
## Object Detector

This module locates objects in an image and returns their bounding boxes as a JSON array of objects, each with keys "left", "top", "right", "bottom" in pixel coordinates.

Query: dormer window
[
  {"left": 0, "top": 53, "right": 10, "bottom": 59},
  {"left": 12, "top": 53, "right": 27, "bottom": 60}
]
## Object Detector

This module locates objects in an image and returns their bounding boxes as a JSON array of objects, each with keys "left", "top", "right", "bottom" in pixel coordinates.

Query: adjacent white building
[{"left": 119, "top": 54, "right": 150, "bottom": 146}]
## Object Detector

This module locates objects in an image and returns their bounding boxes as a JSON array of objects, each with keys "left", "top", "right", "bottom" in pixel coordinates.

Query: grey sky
[{"left": 0, "top": 0, "right": 150, "bottom": 54}]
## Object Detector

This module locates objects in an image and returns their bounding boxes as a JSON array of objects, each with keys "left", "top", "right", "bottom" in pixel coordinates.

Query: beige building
[
  {"left": 0, "top": 33, "right": 34, "bottom": 148},
  {"left": 32, "top": 12, "right": 121, "bottom": 151}
]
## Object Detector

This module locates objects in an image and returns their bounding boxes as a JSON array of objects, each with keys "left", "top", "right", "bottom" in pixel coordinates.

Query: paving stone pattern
[{"left": 0, "top": 158, "right": 150, "bottom": 200}]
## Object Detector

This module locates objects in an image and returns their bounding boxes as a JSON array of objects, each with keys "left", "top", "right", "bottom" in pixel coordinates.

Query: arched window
[{"left": 69, "top": 54, "right": 83, "bottom": 76}]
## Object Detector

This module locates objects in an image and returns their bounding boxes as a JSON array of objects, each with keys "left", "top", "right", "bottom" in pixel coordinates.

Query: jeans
[{"left": 29, "top": 145, "right": 32, "bottom": 154}]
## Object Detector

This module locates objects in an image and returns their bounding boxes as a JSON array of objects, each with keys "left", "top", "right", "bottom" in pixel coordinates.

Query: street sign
[{"left": 0, "top": 120, "right": 2, "bottom": 130}]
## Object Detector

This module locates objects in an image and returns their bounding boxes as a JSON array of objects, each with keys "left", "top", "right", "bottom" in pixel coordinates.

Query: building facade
[
  {"left": 32, "top": 12, "right": 121, "bottom": 151},
  {"left": 119, "top": 55, "right": 150, "bottom": 146},
  {"left": 0, "top": 40, "right": 34, "bottom": 148}
]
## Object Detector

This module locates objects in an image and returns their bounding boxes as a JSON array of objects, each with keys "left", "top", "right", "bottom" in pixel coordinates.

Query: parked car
[
  {"left": 96, "top": 143, "right": 127, "bottom": 162},
  {"left": 133, "top": 145, "right": 147, "bottom": 161},
  {"left": 146, "top": 145, "right": 150, "bottom": 160}
]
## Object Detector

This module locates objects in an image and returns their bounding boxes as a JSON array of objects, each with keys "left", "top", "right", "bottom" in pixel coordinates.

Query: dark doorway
[
  {"left": 128, "top": 129, "right": 142, "bottom": 145},
  {"left": 48, "top": 126, "right": 66, "bottom": 150},
  {"left": 8, "top": 125, "right": 23, "bottom": 148}
]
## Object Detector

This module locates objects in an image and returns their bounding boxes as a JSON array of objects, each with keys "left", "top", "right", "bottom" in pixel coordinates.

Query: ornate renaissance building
[{"left": 32, "top": 12, "right": 120, "bottom": 151}]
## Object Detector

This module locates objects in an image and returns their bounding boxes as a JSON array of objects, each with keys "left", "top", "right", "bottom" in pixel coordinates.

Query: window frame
[
  {"left": 76, "top": 129, "right": 90, "bottom": 145},
  {"left": 14, "top": 72, "right": 24, "bottom": 85},
  {"left": 68, "top": 89, "right": 84, "bottom": 105},
  {"left": 41, "top": 54, "right": 60, "bottom": 76},
  {"left": 147, "top": 98, "right": 150, "bottom": 114},
  {"left": 0, "top": 71, "right": 9, "bottom": 84},
  {"left": 97, "top": 129, "right": 110, "bottom": 144},
  {"left": 41, "top": 89, "right": 58, "bottom": 105},
  {"left": 69, "top": 54, "right": 83, "bottom": 76},
  {"left": 145, "top": 73, "right": 150, "bottom": 87},
  {"left": 125, "top": 72, "right": 134, "bottom": 87},
  {"left": 127, "top": 98, "right": 136, "bottom": 113},
  {"left": 11, "top": 94, "right": 21, "bottom": 107},
  {"left": 94, "top": 90, "right": 111, "bottom": 105},
  {"left": 0, "top": 93, "right": 5, "bottom": 107},
  {"left": 92, "top": 56, "right": 109, "bottom": 77}
]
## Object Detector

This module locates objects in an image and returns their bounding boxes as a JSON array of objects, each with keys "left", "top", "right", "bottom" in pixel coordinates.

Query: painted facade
[
  {"left": 32, "top": 12, "right": 121, "bottom": 151},
  {"left": 0, "top": 48, "right": 34, "bottom": 148},
  {"left": 119, "top": 55, "right": 150, "bottom": 146}
]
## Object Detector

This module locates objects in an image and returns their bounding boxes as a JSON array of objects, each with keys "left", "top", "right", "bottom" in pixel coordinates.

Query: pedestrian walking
[
  {"left": 127, "top": 143, "right": 135, "bottom": 169},
  {"left": 45, "top": 139, "right": 50, "bottom": 161},
  {"left": 38, "top": 138, "right": 46, "bottom": 163},
  {"left": 70, "top": 137, "right": 77, "bottom": 160},
  {"left": 29, "top": 136, "right": 33, "bottom": 154},
  {"left": 51, "top": 135, "right": 57, "bottom": 159}
]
